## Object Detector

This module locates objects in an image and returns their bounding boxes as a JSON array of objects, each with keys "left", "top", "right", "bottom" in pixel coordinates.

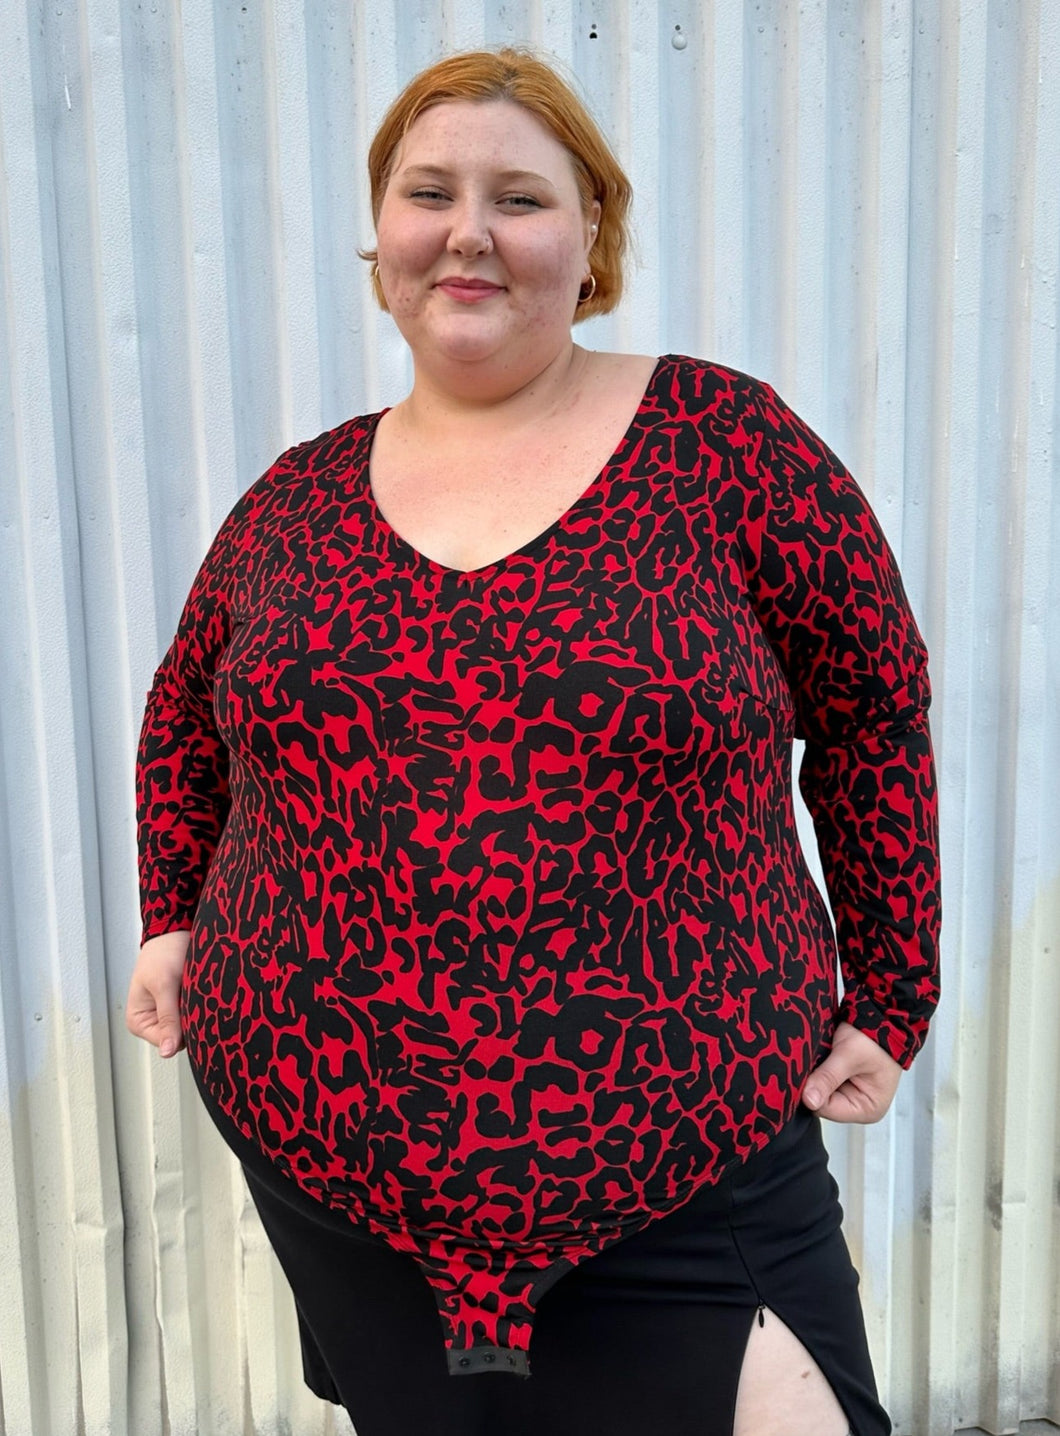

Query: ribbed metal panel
[{"left": 0, "top": 2, "right": 1056, "bottom": 1433}]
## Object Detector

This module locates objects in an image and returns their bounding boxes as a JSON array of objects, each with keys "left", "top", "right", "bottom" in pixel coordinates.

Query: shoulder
[
  {"left": 274, "top": 410, "right": 382, "bottom": 478},
  {"left": 222, "top": 410, "right": 384, "bottom": 534},
  {"left": 648, "top": 356, "right": 842, "bottom": 472},
  {"left": 650, "top": 354, "right": 782, "bottom": 418},
  {"left": 252, "top": 411, "right": 381, "bottom": 500}
]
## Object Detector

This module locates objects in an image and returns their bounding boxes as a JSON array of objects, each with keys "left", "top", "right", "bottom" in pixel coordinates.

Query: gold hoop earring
[{"left": 577, "top": 273, "right": 597, "bottom": 305}]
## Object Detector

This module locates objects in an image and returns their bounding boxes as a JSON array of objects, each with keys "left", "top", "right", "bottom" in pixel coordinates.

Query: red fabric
[{"left": 137, "top": 355, "right": 940, "bottom": 1360}]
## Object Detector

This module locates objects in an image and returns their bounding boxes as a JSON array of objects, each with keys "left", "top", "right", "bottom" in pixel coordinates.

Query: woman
[{"left": 128, "top": 48, "right": 940, "bottom": 1436}]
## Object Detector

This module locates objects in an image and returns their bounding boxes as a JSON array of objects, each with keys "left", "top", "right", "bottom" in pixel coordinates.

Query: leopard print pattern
[{"left": 137, "top": 356, "right": 940, "bottom": 1360}]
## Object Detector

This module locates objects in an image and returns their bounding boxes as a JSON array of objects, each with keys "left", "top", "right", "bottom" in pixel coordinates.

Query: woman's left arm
[{"left": 737, "top": 380, "right": 941, "bottom": 1121}]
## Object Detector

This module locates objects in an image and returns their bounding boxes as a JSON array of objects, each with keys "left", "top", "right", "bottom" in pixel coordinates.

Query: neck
[{"left": 397, "top": 343, "right": 592, "bottom": 436}]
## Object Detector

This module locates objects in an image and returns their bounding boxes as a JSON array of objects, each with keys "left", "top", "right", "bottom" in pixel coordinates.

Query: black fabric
[{"left": 204, "top": 1078, "right": 888, "bottom": 1436}]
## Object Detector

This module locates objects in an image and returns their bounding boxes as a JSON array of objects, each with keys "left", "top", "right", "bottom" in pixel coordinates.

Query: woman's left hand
[{"left": 801, "top": 1022, "right": 903, "bottom": 1123}]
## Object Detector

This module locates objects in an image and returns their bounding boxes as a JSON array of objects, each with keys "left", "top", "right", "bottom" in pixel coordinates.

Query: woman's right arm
[{"left": 128, "top": 489, "right": 255, "bottom": 1054}]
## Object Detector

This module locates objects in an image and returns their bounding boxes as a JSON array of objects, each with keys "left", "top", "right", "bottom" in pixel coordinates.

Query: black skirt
[{"left": 199, "top": 1080, "right": 888, "bottom": 1436}]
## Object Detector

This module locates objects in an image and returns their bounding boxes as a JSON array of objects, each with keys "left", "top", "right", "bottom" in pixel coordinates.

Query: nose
[{"left": 447, "top": 199, "right": 493, "bottom": 256}]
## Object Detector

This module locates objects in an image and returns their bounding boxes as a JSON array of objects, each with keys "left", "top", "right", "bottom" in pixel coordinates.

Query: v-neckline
[{"left": 361, "top": 356, "right": 666, "bottom": 579}]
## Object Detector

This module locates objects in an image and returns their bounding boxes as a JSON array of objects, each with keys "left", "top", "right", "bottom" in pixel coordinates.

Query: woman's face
[{"left": 375, "top": 100, "right": 599, "bottom": 376}]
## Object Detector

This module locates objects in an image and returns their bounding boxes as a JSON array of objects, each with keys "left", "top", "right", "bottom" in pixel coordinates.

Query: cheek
[
  {"left": 375, "top": 214, "right": 436, "bottom": 286},
  {"left": 376, "top": 253, "right": 429, "bottom": 318},
  {"left": 516, "top": 233, "right": 587, "bottom": 293}
]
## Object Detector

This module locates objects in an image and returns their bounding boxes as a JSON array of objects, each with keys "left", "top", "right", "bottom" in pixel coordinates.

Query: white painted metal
[{"left": 0, "top": 1, "right": 1056, "bottom": 1433}]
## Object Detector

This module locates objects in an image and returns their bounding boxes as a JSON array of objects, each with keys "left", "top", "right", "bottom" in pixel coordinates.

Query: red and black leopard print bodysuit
[{"left": 138, "top": 355, "right": 940, "bottom": 1375}]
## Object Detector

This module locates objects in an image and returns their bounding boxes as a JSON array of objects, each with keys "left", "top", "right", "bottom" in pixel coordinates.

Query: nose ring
[{"left": 452, "top": 229, "right": 493, "bottom": 254}]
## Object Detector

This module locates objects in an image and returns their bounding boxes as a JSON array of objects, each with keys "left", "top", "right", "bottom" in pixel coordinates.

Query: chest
[
  {"left": 368, "top": 402, "right": 649, "bottom": 575},
  {"left": 376, "top": 463, "right": 592, "bottom": 574},
  {"left": 219, "top": 456, "right": 795, "bottom": 741}
]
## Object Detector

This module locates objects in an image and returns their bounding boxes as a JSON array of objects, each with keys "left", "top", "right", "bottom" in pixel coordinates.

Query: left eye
[{"left": 500, "top": 195, "right": 541, "bottom": 209}]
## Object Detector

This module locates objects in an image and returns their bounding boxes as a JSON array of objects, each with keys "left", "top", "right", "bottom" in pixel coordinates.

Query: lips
[{"left": 434, "top": 276, "right": 504, "bottom": 301}]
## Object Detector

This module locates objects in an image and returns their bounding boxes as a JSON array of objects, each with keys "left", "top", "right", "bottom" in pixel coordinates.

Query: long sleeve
[
  {"left": 136, "top": 494, "right": 251, "bottom": 941},
  {"left": 737, "top": 381, "right": 941, "bottom": 1067}
]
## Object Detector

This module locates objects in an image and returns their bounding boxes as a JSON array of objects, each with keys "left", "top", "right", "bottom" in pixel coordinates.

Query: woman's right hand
[{"left": 126, "top": 930, "right": 192, "bottom": 1057}]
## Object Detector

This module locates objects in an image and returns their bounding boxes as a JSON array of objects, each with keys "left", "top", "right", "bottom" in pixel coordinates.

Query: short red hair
[{"left": 361, "top": 48, "right": 631, "bottom": 322}]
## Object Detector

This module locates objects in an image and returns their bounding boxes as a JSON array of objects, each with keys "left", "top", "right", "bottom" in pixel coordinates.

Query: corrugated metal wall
[{"left": 0, "top": 1, "right": 1057, "bottom": 1432}]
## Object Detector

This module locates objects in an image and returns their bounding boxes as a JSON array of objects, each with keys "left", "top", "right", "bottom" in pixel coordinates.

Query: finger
[
  {"left": 125, "top": 982, "right": 158, "bottom": 1041},
  {"left": 814, "top": 1082, "right": 881, "bottom": 1123},
  {"left": 801, "top": 1048, "right": 857, "bottom": 1112},
  {"left": 126, "top": 980, "right": 184, "bottom": 1056},
  {"left": 154, "top": 995, "right": 184, "bottom": 1058}
]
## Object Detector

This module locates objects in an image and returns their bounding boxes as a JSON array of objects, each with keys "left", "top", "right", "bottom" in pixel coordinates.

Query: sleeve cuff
[{"left": 838, "top": 987, "right": 935, "bottom": 1070}]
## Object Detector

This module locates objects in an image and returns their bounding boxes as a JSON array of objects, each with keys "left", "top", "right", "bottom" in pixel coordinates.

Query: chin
[{"left": 425, "top": 324, "right": 511, "bottom": 365}]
